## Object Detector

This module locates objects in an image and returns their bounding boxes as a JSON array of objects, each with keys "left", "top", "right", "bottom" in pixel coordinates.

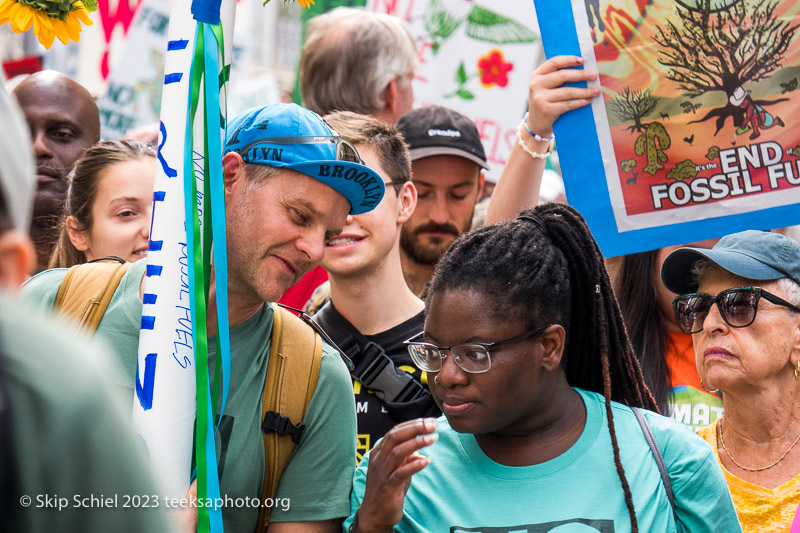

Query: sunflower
[{"left": 0, "top": 0, "right": 93, "bottom": 49}]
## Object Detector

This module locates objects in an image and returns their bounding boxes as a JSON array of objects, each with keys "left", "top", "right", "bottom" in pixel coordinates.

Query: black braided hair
[{"left": 427, "top": 203, "right": 658, "bottom": 533}]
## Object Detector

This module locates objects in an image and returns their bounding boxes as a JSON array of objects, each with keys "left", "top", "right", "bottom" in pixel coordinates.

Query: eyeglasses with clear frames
[{"left": 403, "top": 325, "right": 551, "bottom": 374}]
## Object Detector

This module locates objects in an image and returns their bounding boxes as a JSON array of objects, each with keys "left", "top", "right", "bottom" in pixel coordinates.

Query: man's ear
[
  {"left": 66, "top": 216, "right": 89, "bottom": 252},
  {"left": 396, "top": 181, "right": 417, "bottom": 225},
  {"left": 383, "top": 78, "right": 400, "bottom": 117},
  {"left": 476, "top": 169, "right": 485, "bottom": 200},
  {"left": 539, "top": 324, "right": 567, "bottom": 372},
  {"left": 222, "top": 151, "right": 247, "bottom": 194},
  {"left": 0, "top": 230, "right": 35, "bottom": 292}
]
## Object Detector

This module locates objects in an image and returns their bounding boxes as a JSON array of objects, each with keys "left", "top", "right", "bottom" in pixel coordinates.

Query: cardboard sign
[
  {"left": 535, "top": 0, "right": 800, "bottom": 256},
  {"left": 95, "top": 0, "right": 171, "bottom": 139}
]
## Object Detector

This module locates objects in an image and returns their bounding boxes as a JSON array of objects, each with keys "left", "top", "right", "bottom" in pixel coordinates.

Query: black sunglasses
[{"left": 672, "top": 286, "right": 800, "bottom": 334}]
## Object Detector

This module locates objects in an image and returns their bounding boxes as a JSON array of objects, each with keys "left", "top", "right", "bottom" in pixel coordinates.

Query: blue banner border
[{"left": 532, "top": 0, "right": 800, "bottom": 257}]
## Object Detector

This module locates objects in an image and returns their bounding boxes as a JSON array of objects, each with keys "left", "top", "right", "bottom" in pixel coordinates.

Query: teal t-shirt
[
  {"left": 347, "top": 388, "right": 741, "bottom": 533},
  {"left": 20, "top": 259, "right": 145, "bottom": 402},
  {"left": 3, "top": 293, "right": 175, "bottom": 533},
  {"left": 20, "top": 262, "right": 357, "bottom": 531}
]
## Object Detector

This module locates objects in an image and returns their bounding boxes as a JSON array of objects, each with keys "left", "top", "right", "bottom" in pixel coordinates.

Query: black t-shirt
[{"left": 313, "top": 302, "right": 439, "bottom": 462}]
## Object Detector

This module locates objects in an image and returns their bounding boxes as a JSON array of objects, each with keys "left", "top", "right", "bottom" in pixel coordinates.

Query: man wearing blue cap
[{"left": 22, "top": 103, "right": 386, "bottom": 533}]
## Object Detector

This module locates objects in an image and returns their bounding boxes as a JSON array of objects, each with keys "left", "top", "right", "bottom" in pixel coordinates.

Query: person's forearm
[{"left": 485, "top": 136, "right": 548, "bottom": 224}]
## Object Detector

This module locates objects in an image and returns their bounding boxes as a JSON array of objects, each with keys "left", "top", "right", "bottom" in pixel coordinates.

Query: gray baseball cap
[
  {"left": 661, "top": 230, "right": 800, "bottom": 295},
  {"left": 0, "top": 87, "right": 35, "bottom": 231}
]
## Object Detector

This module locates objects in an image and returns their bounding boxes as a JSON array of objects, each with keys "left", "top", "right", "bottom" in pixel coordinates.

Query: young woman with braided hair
[{"left": 345, "top": 203, "right": 740, "bottom": 533}]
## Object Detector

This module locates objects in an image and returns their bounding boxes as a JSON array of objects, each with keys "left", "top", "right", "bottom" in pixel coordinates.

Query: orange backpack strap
[
  {"left": 52, "top": 258, "right": 132, "bottom": 334},
  {"left": 256, "top": 303, "right": 323, "bottom": 529}
]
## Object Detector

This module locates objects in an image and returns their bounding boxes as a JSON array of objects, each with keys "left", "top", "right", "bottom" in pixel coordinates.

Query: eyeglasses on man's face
[
  {"left": 403, "top": 325, "right": 550, "bottom": 374},
  {"left": 672, "top": 286, "right": 800, "bottom": 334}
]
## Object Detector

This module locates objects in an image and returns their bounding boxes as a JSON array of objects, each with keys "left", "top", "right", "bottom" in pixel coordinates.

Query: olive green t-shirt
[{"left": 20, "top": 261, "right": 357, "bottom": 531}]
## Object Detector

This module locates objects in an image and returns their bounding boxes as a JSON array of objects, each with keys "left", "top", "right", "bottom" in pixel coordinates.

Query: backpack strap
[
  {"left": 631, "top": 406, "right": 678, "bottom": 524},
  {"left": 314, "top": 302, "right": 438, "bottom": 420},
  {"left": 257, "top": 303, "right": 323, "bottom": 530},
  {"left": 52, "top": 257, "right": 131, "bottom": 334}
]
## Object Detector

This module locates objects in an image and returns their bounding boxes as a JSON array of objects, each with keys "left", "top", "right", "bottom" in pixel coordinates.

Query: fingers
[
  {"left": 546, "top": 86, "right": 602, "bottom": 103},
  {"left": 377, "top": 418, "right": 438, "bottom": 448},
  {"left": 536, "top": 55, "right": 586, "bottom": 75},
  {"left": 526, "top": 56, "right": 602, "bottom": 134},
  {"left": 534, "top": 66, "right": 598, "bottom": 91},
  {"left": 357, "top": 419, "right": 439, "bottom": 530},
  {"left": 178, "top": 479, "right": 199, "bottom": 533},
  {"left": 371, "top": 418, "right": 438, "bottom": 474}
]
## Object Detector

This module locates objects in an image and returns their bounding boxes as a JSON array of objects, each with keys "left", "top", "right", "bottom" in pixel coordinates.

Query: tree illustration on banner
[
  {"left": 654, "top": 0, "right": 798, "bottom": 136},
  {"left": 610, "top": 87, "right": 660, "bottom": 134}
]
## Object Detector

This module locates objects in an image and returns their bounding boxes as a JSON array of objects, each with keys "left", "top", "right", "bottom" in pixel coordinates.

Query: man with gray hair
[{"left": 299, "top": 7, "right": 418, "bottom": 125}]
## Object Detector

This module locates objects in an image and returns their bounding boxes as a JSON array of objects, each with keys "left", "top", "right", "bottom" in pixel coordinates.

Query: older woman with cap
[{"left": 661, "top": 229, "right": 800, "bottom": 532}]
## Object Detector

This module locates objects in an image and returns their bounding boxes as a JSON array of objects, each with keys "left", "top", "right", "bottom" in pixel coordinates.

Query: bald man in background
[{"left": 13, "top": 71, "right": 100, "bottom": 269}]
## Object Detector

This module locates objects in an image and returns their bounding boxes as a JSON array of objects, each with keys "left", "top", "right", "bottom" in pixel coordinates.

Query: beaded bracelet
[
  {"left": 516, "top": 121, "right": 552, "bottom": 160},
  {"left": 522, "top": 112, "right": 555, "bottom": 142}
]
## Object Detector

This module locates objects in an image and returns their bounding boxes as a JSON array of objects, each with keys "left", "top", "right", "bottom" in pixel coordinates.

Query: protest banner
[
  {"left": 95, "top": 0, "right": 170, "bottom": 139},
  {"left": 535, "top": 0, "right": 800, "bottom": 256},
  {"left": 368, "top": 0, "right": 542, "bottom": 183},
  {"left": 131, "top": 6, "right": 234, "bottom": 533}
]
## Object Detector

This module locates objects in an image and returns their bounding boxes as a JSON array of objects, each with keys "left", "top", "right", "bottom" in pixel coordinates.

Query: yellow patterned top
[{"left": 699, "top": 421, "right": 800, "bottom": 533}]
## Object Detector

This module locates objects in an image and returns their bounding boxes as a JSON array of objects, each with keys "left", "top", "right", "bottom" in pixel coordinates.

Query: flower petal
[
  {"left": 33, "top": 11, "right": 56, "bottom": 48},
  {"left": 74, "top": 6, "right": 91, "bottom": 25},
  {"left": 0, "top": 0, "right": 14, "bottom": 23},
  {"left": 17, "top": 4, "right": 33, "bottom": 31},
  {"left": 64, "top": 11, "right": 80, "bottom": 40},
  {"left": 52, "top": 17, "right": 69, "bottom": 44}
]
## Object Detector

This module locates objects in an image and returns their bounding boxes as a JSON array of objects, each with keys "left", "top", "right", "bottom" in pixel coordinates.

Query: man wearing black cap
[{"left": 396, "top": 105, "right": 487, "bottom": 295}]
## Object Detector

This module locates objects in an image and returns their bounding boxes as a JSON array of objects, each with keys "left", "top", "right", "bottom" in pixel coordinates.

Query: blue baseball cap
[
  {"left": 661, "top": 230, "right": 800, "bottom": 294},
  {"left": 224, "top": 103, "right": 384, "bottom": 215}
]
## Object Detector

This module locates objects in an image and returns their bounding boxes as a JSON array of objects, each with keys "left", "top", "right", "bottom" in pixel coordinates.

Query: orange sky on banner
[{"left": 589, "top": 0, "right": 800, "bottom": 217}]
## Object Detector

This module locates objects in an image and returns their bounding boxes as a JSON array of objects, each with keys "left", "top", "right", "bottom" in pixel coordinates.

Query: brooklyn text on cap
[
  {"left": 396, "top": 105, "right": 488, "bottom": 169},
  {"left": 224, "top": 103, "right": 385, "bottom": 215},
  {"left": 661, "top": 230, "right": 800, "bottom": 295}
]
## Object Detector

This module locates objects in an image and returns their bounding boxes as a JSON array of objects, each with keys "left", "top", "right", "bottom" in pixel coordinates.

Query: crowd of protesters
[{"left": 3, "top": 6, "right": 800, "bottom": 533}]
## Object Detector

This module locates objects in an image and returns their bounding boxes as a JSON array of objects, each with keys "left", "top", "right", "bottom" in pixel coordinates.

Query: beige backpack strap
[
  {"left": 52, "top": 259, "right": 132, "bottom": 334},
  {"left": 257, "top": 303, "right": 323, "bottom": 530}
]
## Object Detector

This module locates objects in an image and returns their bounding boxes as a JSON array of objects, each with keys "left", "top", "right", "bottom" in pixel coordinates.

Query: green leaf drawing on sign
[
  {"left": 424, "top": 0, "right": 462, "bottom": 40},
  {"left": 457, "top": 89, "right": 475, "bottom": 100},
  {"left": 456, "top": 62, "right": 467, "bottom": 85},
  {"left": 465, "top": 6, "right": 538, "bottom": 44}
]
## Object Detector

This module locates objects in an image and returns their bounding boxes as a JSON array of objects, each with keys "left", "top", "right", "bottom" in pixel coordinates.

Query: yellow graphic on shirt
[{"left": 356, "top": 434, "right": 371, "bottom": 463}]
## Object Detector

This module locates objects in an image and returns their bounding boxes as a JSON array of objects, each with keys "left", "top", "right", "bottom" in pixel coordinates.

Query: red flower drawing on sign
[{"left": 478, "top": 49, "right": 513, "bottom": 88}]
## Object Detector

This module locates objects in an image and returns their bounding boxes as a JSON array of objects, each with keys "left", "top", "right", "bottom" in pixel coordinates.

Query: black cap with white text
[{"left": 397, "top": 105, "right": 488, "bottom": 169}]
